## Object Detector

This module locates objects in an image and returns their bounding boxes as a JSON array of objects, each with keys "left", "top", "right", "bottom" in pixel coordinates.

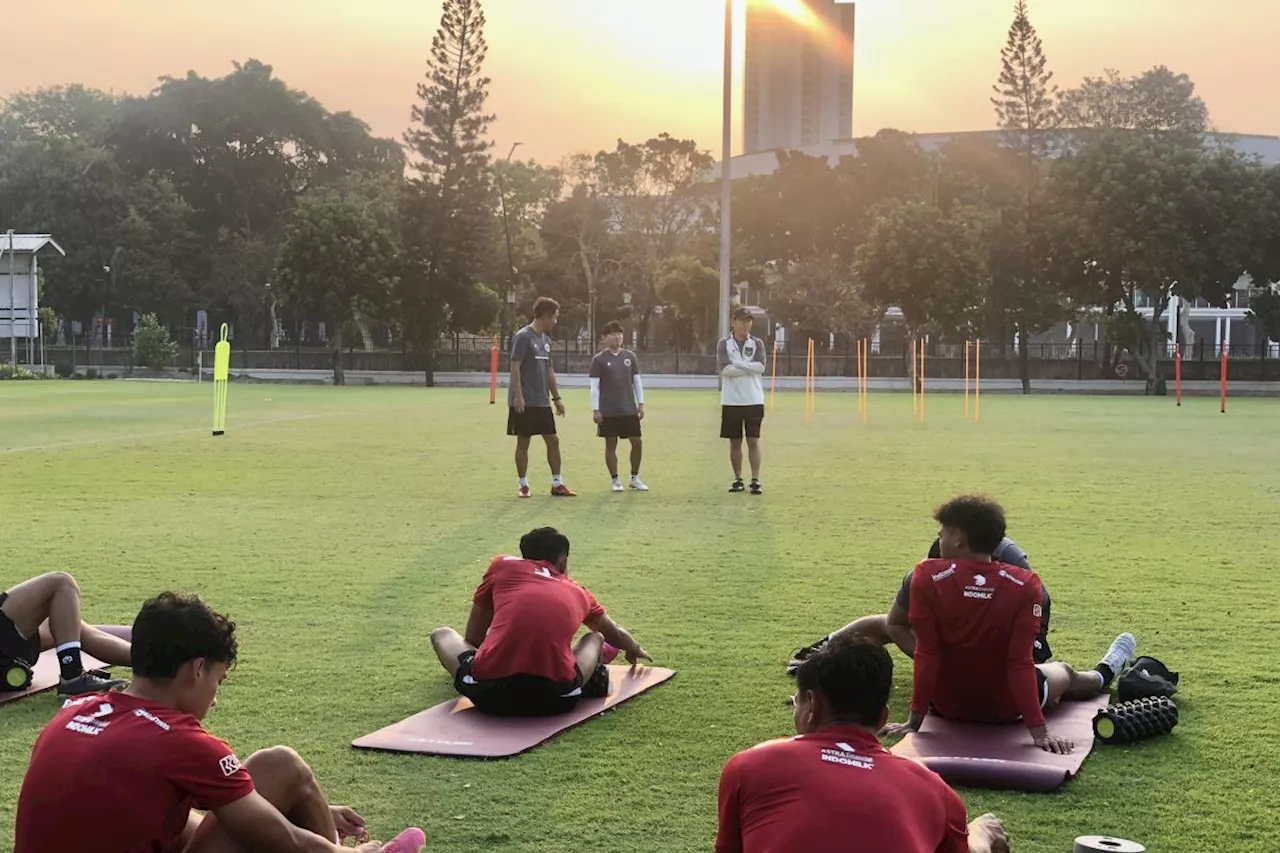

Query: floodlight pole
[{"left": 718, "top": 0, "right": 733, "bottom": 348}]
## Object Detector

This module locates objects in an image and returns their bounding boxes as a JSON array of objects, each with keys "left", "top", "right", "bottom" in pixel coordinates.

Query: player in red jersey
[
  {"left": 431, "top": 526, "right": 651, "bottom": 716},
  {"left": 1, "top": 571, "right": 131, "bottom": 697},
  {"left": 14, "top": 592, "right": 425, "bottom": 853},
  {"left": 716, "top": 634, "right": 1010, "bottom": 853},
  {"left": 882, "top": 496, "right": 1135, "bottom": 754}
]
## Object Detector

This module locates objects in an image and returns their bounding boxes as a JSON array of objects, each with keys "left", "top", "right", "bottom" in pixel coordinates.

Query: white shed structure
[{"left": 1, "top": 232, "right": 66, "bottom": 365}]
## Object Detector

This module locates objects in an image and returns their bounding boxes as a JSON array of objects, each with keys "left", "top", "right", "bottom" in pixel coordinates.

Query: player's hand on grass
[
  {"left": 626, "top": 646, "right": 652, "bottom": 665},
  {"left": 878, "top": 721, "right": 920, "bottom": 738},
  {"left": 554, "top": 399, "right": 566, "bottom": 417},
  {"left": 593, "top": 409, "right": 603, "bottom": 423},
  {"left": 330, "top": 806, "right": 369, "bottom": 843},
  {"left": 967, "top": 813, "right": 1009, "bottom": 853},
  {"left": 1033, "top": 731, "right": 1074, "bottom": 754},
  {"left": 637, "top": 403, "right": 645, "bottom": 420}
]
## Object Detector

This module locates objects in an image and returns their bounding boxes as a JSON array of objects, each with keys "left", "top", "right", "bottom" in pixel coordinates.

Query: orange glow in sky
[{"left": 2, "top": 0, "right": 1277, "bottom": 165}]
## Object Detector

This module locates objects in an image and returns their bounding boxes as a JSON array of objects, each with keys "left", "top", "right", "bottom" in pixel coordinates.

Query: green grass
[{"left": 1, "top": 380, "right": 1277, "bottom": 852}]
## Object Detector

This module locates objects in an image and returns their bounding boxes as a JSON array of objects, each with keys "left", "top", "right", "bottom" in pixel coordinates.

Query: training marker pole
[
  {"left": 919, "top": 338, "right": 925, "bottom": 423},
  {"left": 1174, "top": 343, "right": 1182, "bottom": 406},
  {"left": 1220, "top": 342, "right": 1228, "bottom": 413},
  {"left": 488, "top": 336, "right": 499, "bottom": 404},
  {"left": 964, "top": 340, "right": 970, "bottom": 418},
  {"left": 769, "top": 338, "right": 778, "bottom": 412},
  {"left": 974, "top": 343, "right": 981, "bottom": 424}
]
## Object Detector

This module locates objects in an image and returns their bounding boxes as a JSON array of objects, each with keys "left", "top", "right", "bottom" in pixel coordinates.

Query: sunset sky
[{"left": 4, "top": 0, "right": 1277, "bottom": 165}]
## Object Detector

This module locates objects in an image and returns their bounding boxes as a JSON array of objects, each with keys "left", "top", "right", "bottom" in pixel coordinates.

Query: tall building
[{"left": 743, "top": 0, "right": 856, "bottom": 155}]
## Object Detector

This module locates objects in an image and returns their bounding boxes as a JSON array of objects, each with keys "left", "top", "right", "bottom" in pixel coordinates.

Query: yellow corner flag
[{"left": 212, "top": 323, "right": 230, "bottom": 436}]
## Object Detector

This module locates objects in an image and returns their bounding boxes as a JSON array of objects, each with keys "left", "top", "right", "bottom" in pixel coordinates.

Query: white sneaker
[
  {"left": 611, "top": 480, "right": 625, "bottom": 492},
  {"left": 630, "top": 478, "right": 649, "bottom": 491}
]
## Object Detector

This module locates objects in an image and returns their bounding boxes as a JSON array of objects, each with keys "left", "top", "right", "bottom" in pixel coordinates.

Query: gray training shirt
[
  {"left": 589, "top": 349, "right": 641, "bottom": 417},
  {"left": 509, "top": 325, "right": 553, "bottom": 407}
]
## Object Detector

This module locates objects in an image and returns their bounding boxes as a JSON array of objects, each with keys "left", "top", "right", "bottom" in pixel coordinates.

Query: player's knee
[
  {"left": 430, "top": 627, "right": 456, "bottom": 648},
  {"left": 246, "top": 745, "right": 312, "bottom": 789},
  {"left": 47, "top": 572, "right": 80, "bottom": 595}
]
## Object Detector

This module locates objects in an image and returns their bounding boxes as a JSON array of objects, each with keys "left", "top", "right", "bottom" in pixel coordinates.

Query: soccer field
[{"left": 1, "top": 381, "right": 1277, "bottom": 852}]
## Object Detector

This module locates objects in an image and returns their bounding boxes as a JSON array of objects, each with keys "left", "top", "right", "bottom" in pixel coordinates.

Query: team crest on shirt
[
  {"left": 219, "top": 754, "right": 243, "bottom": 777},
  {"left": 623, "top": 358, "right": 631, "bottom": 366}
]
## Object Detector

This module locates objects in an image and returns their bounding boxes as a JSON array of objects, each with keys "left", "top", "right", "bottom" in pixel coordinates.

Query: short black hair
[
  {"left": 519, "top": 527, "right": 570, "bottom": 563},
  {"left": 131, "top": 592, "right": 238, "bottom": 679},
  {"left": 532, "top": 297, "right": 560, "bottom": 319},
  {"left": 601, "top": 320, "right": 624, "bottom": 336},
  {"left": 796, "top": 634, "right": 892, "bottom": 727},
  {"left": 732, "top": 307, "right": 754, "bottom": 321},
  {"left": 934, "top": 495, "right": 1007, "bottom": 555}
]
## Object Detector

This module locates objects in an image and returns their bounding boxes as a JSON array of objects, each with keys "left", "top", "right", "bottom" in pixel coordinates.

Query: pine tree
[
  {"left": 990, "top": 0, "right": 1058, "bottom": 164},
  {"left": 401, "top": 0, "right": 496, "bottom": 384}
]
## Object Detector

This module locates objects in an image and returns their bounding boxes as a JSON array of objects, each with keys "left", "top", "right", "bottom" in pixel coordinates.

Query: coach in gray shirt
[
  {"left": 589, "top": 320, "right": 648, "bottom": 492},
  {"left": 508, "top": 297, "right": 574, "bottom": 498}
]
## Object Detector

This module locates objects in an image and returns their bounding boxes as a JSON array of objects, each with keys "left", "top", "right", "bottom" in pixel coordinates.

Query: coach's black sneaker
[
  {"left": 729, "top": 479, "right": 745, "bottom": 492},
  {"left": 57, "top": 671, "right": 127, "bottom": 699},
  {"left": 749, "top": 479, "right": 763, "bottom": 495}
]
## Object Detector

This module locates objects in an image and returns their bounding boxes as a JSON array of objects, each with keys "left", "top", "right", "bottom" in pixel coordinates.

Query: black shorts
[
  {"left": 455, "top": 651, "right": 585, "bottom": 717},
  {"left": 598, "top": 415, "right": 642, "bottom": 439},
  {"left": 0, "top": 593, "right": 41, "bottom": 666},
  {"left": 507, "top": 406, "right": 556, "bottom": 437},
  {"left": 721, "top": 404, "right": 765, "bottom": 440}
]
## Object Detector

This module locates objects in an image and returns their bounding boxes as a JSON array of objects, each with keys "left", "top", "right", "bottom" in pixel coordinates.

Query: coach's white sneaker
[
  {"left": 611, "top": 479, "right": 625, "bottom": 492},
  {"left": 630, "top": 477, "right": 649, "bottom": 491}
]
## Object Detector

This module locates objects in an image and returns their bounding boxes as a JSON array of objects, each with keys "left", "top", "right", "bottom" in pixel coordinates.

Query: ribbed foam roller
[{"left": 1092, "top": 696, "right": 1178, "bottom": 745}]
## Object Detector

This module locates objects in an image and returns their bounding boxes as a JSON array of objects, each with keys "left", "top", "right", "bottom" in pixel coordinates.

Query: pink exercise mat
[
  {"left": 353, "top": 665, "right": 676, "bottom": 758},
  {"left": 0, "top": 625, "right": 132, "bottom": 706},
  {"left": 890, "top": 693, "right": 1111, "bottom": 793}
]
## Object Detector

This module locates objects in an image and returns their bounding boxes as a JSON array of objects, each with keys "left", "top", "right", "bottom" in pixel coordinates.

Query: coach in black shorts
[
  {"left": 508, "top": 297, "right": 575, "bottom": 498},
  {"left": 589, "top": 320, "right": 650, "bottom": 492},
  {"left": 717, "top": 308, "right": 767, "bottom": 494}
]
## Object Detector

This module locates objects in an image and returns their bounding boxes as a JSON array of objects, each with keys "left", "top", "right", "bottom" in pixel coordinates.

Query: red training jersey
[
  {"left": 716, "top": 726, "right": 969, "bottom": 853},
  {"left": 15, "top": 691, "right": 255, "bottom": 853},
  {"left": 908, "top": 557, "right": 1046, "bottom": 729},
  {"left": 471, "top": 555, "right": 606, "bottom": 683}
]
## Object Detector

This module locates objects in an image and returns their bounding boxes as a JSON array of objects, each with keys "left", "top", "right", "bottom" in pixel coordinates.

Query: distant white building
[
  {"left": 744, "top": 0, "right": 856, "bottom": 155},
  {"left": 1, "top": 233, "right": 65, "bottom": 363}
]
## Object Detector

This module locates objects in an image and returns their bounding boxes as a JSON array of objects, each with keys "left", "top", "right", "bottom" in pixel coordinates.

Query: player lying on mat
[
  {"left": 431, "top": 526, "right": 651, "bottom": 717},
  {"left": 879, "top": 495, "right": 1135, "bottom": 755},
  {"left": 787, "top": 534, "right": 1052, "bottom": 672},
  {"left": 717, "top": 634, "right": 1009, "bottom": 853},
  {"left": 1, "top": 571, "right": 131, "bottom": 697},
  {"left": 14, "top": 592, "right": 425, "bottom": 853}
]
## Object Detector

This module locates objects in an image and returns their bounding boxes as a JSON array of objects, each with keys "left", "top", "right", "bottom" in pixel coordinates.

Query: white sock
[
  {"left": 518, "top": 477, "right": 528, "bottom": 488},
  {"left": 552, "top": 475, "right": 563, "bottom": 487},
  {"left": 612, "top": 475, "right": 621, "bottom": 483},
  {"left": 55, "top": 641, "right": 82, "bottom": 654}
]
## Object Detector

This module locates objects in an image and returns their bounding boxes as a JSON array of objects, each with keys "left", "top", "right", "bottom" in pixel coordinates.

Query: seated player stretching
[
  {"left": 881, "top": 496, "right": 1135, "bottom": 754},
  {"left": 14, "top": 592, "right": 425, "bottom": 853},
  {"left": 716, "top": 634, "right": 1010, "bottom": 853},
  {"left": 431, "top": 526, "right": 651, "bottom": 716},
  {"left": 2, "top": 571, "right": 131, "bottom": 697},
  {"left": 788, "top": 534, "right": 1051, "bottom": 671}
]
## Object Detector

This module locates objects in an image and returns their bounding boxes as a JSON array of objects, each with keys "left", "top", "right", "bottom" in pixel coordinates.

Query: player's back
[
  {"left": 909, "top": 558, "right": 1043, "bottom": 723},
  {"left": 718, "top": 727, "right": 967, "bottom": 853}
]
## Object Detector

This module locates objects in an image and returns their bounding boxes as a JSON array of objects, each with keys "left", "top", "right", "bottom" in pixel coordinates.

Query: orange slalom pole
[
  {"left": 1174, "top": 342, "right": 1182, "bottom": 407},
  {"left": 919, "top": 338, "right": 925, "bottom": 423},
  {"left": 974, "top": 343, "right": 981, "bottom": 423},
  {"left": 769, "top": 338, "right": 778, "bottom": 412},
  {"left": 1220, "top": 341, "right": 1228, "bottom": 413},
  {"left": 911, "top": 339, "right": 918, "bottom": 417},
  {"left": 488, "top": 336, "right": 499, "bottom": 404}
]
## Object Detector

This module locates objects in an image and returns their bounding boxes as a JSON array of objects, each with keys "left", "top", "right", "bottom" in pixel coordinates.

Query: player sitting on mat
[
  {"left": 14, "top": 592, "right": 424, "bottom": 853},
  {"left": 787, "top": 534, "right": 1050, "bottom": 672},
  {"left": 879, "top": 495, "right": 1136, "bottom": 755},
  {"left": 716, "top": 634, "right": 1009, "bottom": 853},
  {"left": 1, "top": 571, "right": 131, "bottom": 697},
  {"left": 431, "top": 526, "right": 651, "bottom": 717}
]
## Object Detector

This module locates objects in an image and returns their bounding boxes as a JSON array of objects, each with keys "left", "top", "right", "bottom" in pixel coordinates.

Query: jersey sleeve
[
  {"left": 589, "top": 354, "right": 602, "bottom": 378},
  {"left": 909, "top": 566, "right": 943, "bottom": 718},
  {"left": 579, "top": 585, "right": 606, "bottom": 623},
  {"left": 171, "top": 728, "right": 255, "bottom": 811},
  {"left": 714, "top": 753, "right": 746, "bottom": 853},
  {"left": 510, "top": 331, "right": 531, "bottom": 363},
  {"left": 935, "top": 783, "right": 970, "bottom": 853},
  {"left": 1009, "top": 577, "right": 1047, "bottom": 729},
  {"left": 473, "top": 557, "right": 503, "bottom": 607},
  {"left": 631, "top": 351, "right": 642, "bottom": 375},
  {"left": 894, "top": 571, "right": 912, "bottom": 611}
]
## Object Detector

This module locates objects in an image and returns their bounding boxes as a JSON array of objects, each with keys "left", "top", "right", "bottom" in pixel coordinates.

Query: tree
[
  {"left": 486, "top": 158, "right": 564, "bottom": 337},
  {"left": 857, "top": 201, "right": 992, "bottom": 342},
  {"left": 1247, "top": 285, "right": 1280, "bottom": 344},
  {"left": 989, "top": 0, "right": 1066, "bottom": 392},
  {"left": 273, "top": 189, "right": 399, "bottom": 386},
  {"left": 991, "top": 0, "right": 1059, "bottom": 164},
  {"left": 1044, "top": 134, "right": 1267, "bottom": 391},
  {"left": 132, "top": 312, "right": 179, "bottom": 371},
  {"left": 400, "top": 0, "right": 496, "bottom": 383},
  {"left": 0, "top": 85, "right": 120, "bottom": 143},
  {"left": 768, "top": 255, "right": 881, "bottom": 349},
  {"left": 1058, "top": 66, "right": 1210, "bottom": 144},
  {"left": 655, "top": 254, "right": 718, "bottom": 350}
]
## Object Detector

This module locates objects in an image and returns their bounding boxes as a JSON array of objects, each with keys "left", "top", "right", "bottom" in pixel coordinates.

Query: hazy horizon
[{"left": 4, "top": 0, "right": 1277, "bottom": 164}]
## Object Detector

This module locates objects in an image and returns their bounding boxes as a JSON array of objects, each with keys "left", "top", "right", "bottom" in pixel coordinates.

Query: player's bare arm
[
  {"left": 463, "top": 602, "right": 494, "bottom": 648},
  {"left": 585, "top": 613, "right": 650, "bottom": 663},
  {"left": 547, "top": 362, "right": 565, "bottom": 416},
  {"left": 211, "top": 790, "right": 382, "bottom": 852},
  {"left": 885, "top": 601, "right": 916, "bottom": 657},
  {"left": 510, "top": 358, "right": 524, "bottom": 413}
]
